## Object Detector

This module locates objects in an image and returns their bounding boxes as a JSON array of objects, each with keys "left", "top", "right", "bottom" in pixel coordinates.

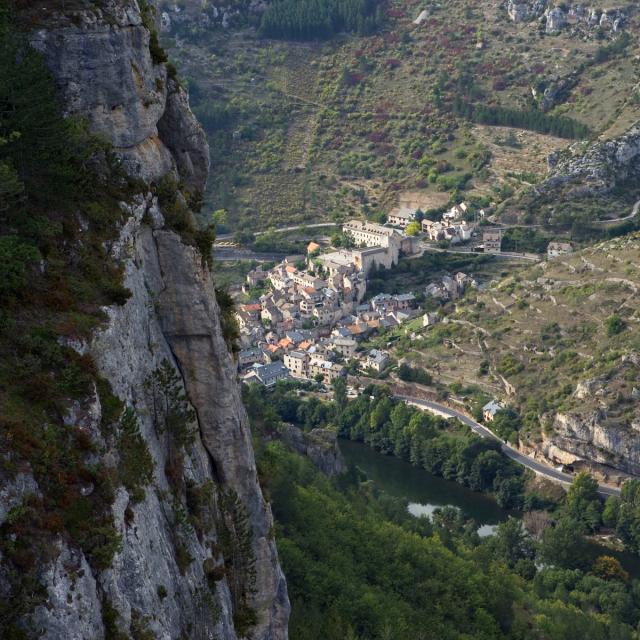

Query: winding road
[
  {"left": 592, "top": 198, "right": 640, "bottom": 226},
  {"left": 395, "top": 395, "right": 622, "bottom": 497},
  {"left": 415, "top": 243, "right": 541, "bottom": 262},
  {"left": 216, "top": 222, "right": 337, "bottom": 243}
]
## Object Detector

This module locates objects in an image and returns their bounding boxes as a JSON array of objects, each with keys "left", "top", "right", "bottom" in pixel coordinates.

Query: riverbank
[{"left": 340, "top": 438, "right": 640, "bottom": 577}]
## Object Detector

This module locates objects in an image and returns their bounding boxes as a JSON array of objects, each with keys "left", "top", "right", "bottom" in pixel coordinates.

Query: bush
[
  {"left": 397, "top": 363, "right": 432, "bottom": 386},
  {"left": 149, "top": 31, "right": 168, "bottom": 65},
  {"left": 118, "top": 408, "right": 155, "bottom": 503},
  {"left": 0, "top": 236, "right": 40, "bottom": 301},
  {"left": 491, "top": 407, "right": 522, "bottom": 442},
  {"left": 604, "top": 314, "right": 625, "bottom": 337}
]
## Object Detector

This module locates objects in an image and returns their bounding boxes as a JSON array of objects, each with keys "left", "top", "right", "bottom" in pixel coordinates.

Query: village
[{"left": 235, "top": 204, "right": 491, "bottom": 387}]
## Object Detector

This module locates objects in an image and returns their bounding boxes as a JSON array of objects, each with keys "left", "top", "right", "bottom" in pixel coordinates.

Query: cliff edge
[{"left": 0, "top": 1, "right": 289, "bottom": 638}]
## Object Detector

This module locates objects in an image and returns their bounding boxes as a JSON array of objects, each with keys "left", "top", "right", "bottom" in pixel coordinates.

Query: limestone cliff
[
  {"left": 0, "top": 1, "right": 288, "bottom": 638},
  {"left": 544, "top": 410, "right": 640, "bottom": 478},
  {"left": 29, "top": 0, "right": 209, "bottom": 193},
  {"left": 278, "top": 425, "right": 346, "bottom": 476},
  {"left": 542, "top": 123, "right": 640, "bottom": 198},
  {"left": 538, "top": 358, "right": 640, "bottom": 481}
]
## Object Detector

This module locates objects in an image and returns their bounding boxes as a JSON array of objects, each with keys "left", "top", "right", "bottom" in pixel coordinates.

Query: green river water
[{"left": 339, "top": 438, "right": 640, "bottom": 576}]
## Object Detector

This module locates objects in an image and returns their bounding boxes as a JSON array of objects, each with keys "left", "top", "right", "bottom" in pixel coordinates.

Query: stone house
[
  {"left": 482, "top": 229, "right": 502, "bottom": 253},
  {"left": 366, "top": 349, "right": 389, "bottom": 372},
  {"left": 387, "top": 207, "right": 415, "bottom": 228},
  {"left": 483, "top": 400, "right": 503, "bottom": 422}
]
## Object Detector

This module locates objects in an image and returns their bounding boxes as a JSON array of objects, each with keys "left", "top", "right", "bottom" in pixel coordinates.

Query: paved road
[
  {"left": 217, "top": 222, "right": 337, "bottom": 242},
  {"left": 591, "top": 198, "right": 640, "bottom": 226},
  {"left": 395, "top": 395, "right": 622, "bottom": 497},
  {"left": 416, "top": 243, "right": 541, "bottom": 262},
  {"left": 213, "top": 248, "right": 288, "bottom": 262}
]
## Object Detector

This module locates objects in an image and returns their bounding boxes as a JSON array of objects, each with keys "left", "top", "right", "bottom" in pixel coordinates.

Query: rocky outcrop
[
  {"left": 2, "top": 1, "right": 289, "bottom": 638},
  {"left": 279, "top": 425, "right": 346, "bottom": 476},
  {"left": 30, "top": 1, "right": 209, "bottom": 194},
  {"left": 542, "top": 123, "right": 640, "bottom": 197},
  {"left": 546, "top": 410, "right": 640, "bottom": 476},
  {"left": 531, "top": 73, "right": 578, "bottom": 111},
  {"left": 160, "top": 0, "right": 260, "bottom": 33},
  {"left": 538, "top": 358, "right": 640, "bottom": 478},
  {"left": 506, "top": 1, "right": 628, "bottom": 34},
  {"left": 506, "top": 0, "right": 547, "bottom": 23},
  {"left": 545, "top": 6, "right": 567, "bottom": 33},
  {"left": 158, "top": 77, "right": 210, "bottom": 195}
]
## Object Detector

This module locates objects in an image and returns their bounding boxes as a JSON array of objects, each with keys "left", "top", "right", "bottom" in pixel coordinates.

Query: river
[{"left": 339, "top": 438, "right": 640, "bottom": 576}]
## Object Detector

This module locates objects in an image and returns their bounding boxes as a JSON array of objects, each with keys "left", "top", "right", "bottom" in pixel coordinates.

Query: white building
[
  {"left": 343, "top": 220, "right": 402, "bottom": 261},
  {"left": 387, "top": 207, "right": 416, "bottom": 228},
  {"left": 483, "top": 400, "right": 503, "bottom": 422},
  {"left": 366, "top": 349, "right": 389, "bottom": 372},
  {"left": 331, "top": 337, "right": 357, "bottom": 359},
  {"left": 443, "top": 202, "right": 468, "bottom": 222},
  {"left": 283, "top": 351, "right": 309, "bottom": 379},
  {"left": 423, "top": 312, "right": 440, "bottom": 327}
]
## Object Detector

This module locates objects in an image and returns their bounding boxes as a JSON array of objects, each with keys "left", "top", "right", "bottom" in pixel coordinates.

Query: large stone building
[
  {"left": 366, "top": 349, "right": 390, "bottom": 372},
  {"left": 283, "top": 351, "right": 309, "bottom": 379},
  {"left": 351, "top": 246, "right": 395, "bottom": 274},
  {"left": 343, "top": 220, "right": 402, "bottom": 264},
  {"left": 308, "top": 358, "right": 345, "bottom": 384}
]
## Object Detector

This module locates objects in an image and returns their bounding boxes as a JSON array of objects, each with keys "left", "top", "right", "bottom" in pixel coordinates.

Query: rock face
[
  {"left": 546, "top": 411, "right": 640, "bottom": 476},
  {"left": 279, "top": 425, "right": 346, "bottom": 476},
  {"left": 542, "top": 123, "right": 640, "bottom": 197},
  {"left": 532, "top": 73, "right": 578, "bottom": 112},
  {"left": 158, "top": 77, "right": 210, "bottom": 195},
  {"left": 545, "top": 6, "right": 567, "bottom": 33},
  {"left": 507, "top": 0, "right": 547, "bottom": 23},
  {"left": 2, "top": 1, "right": 289, "bottom": 638},
  {"left": 537, "top": 357, "right": 640, "bottom": 479},
  {"left": 29, "top": 0, "right": 208, "bottom": 194},
  {"left": 154, "top": 229, "right": 289, "bottom": 640}
]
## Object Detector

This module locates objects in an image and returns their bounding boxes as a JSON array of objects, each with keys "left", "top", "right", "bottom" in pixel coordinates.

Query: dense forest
[
  {"left": 248, "top": 382, "right": 640, "bottom": 640},
  {"left": 259, "top": 0, "right": 384, "bottom": 40},
  {"left": 453, "top": 98, "right": 591, "bottom": 140}
]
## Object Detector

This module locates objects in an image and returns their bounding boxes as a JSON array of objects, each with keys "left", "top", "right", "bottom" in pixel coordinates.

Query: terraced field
[{"left": 400, "top": 234, "right": 640, "bottom": 444}]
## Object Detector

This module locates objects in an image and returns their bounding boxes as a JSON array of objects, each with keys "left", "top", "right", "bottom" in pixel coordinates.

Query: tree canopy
[{"left": 260, "top": 0, "right": 383, "bottom": 40}]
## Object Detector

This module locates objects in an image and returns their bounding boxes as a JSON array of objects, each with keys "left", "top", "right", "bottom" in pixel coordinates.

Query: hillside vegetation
[
  {"left": 164, "top": 0, "right": 640, "bottom": 231},
  {"left": 249, "top": 384, "right": 640, "bottom": 640},
  {"left": 393, "top": 234, "right": 640, "bottom": 476}
]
